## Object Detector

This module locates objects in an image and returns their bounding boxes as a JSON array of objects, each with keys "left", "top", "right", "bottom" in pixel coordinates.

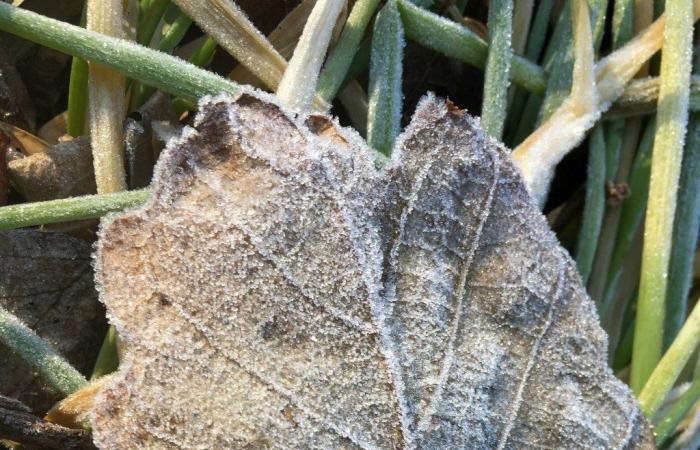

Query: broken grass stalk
[{"left": 276, "top": 0, "right": 345, "bottom": 111}]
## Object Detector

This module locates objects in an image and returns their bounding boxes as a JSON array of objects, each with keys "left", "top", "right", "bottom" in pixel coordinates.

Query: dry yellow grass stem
[
  {"left": 171, "top": 0, "right": 286, "bottom": 92},
  {"left": 277, "top": 0, "right": 347, "bottom": 110},
  {"left": 512, "top": 0, "right": 700, "bottom": 205},
  {"left": 86, "top": 0, "right": 127, "bottom": 193},
  {"left": 45, "top": 376, "right": 113, "bottom": 429},
  {"left": 228, "top": 0, "right": 317, "bottom": 87}
]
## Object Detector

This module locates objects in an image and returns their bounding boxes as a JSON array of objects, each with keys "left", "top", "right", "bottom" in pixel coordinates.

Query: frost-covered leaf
[{"left": 92, "top": 92, "right": 653, "bottom": 449}]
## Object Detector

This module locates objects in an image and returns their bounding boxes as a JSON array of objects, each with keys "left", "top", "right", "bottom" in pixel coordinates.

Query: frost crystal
[{"left": 92, "top": 92, "right": 654, "bottom": 449}]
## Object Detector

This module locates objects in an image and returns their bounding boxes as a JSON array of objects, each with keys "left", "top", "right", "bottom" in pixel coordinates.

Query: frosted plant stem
[
  {"left": 276, "top": 0, "right": 345, "bottom": 111},
  {"left": 631, "top": 0, "right": 695, "bottom": 395},
  {"left": 0, "top": 305, "right": 86, "bottom": 396},
  {"left": 512, "top": 1, "right": 700, "bottom": 205},
  {"left": 664, "top": 96, "right": 700, "bottom": 351},
  {"left": 504, "top": 0, "right": 554, "bottom": 145},
  {"left": 0, "top": 189, "right": 150, "bottom": 230},
  {"left": 586, "top": 0, "right": 640, "bottom": 310},
  {"left": 589, "top": 0, "right": 650, "bottom": 315},
  {"left": 575, "top": 126, "right": 605, "bottom": 283},
  {"left": 610, "top": 76, "right": 700, "bottom": 118},
  {"left": 132, "top": 5, "right": 193, "bottom": 109},
  {"left": 171, "top": 0, "right": 286, "bottom": 92},
  {"left": 481, "top": 0, "right": 513, "bottom": 139},
  {"left": 638, "top": 297, "right": 700, "bottom": 419},
  {"left": 317, "top": 0, "right": 381, "bottom": 103},
  {"left": 654, "top": 376, "right": 700, "bottom": 445},
  {"left": 395, "top": 0, "right": 546, "bottom": 94},
  {"left": 87, "top": 0, "right": 128, "bottom": 194},
  {"left": 367, "top": 0, "right": 404, "bottom": 155},
  {"left": 600, "top": 119, "right": 654, "bottom": 344},
  {"left": 0, "top": 3, "right": 242, "bottom": 103}
]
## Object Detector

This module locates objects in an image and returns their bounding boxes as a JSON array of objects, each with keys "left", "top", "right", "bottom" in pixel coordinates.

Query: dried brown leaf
[
  {"left": 0, "top": 47, "right": 35, "bottom": 132},
  {"left": 0, "top": 230, "right": 105, "bottom": 414},
  {"left": 92, "top": 92, "right": 653, "bottom": 449},
  {"left": 37, "top": 112, "right": 68, "bottom": 145},
  {"left": 0, "top": 122, "right": 49, "bottom": 156},
  {"left": 7, "top": 136, "right": 96, "bottom": 202}
]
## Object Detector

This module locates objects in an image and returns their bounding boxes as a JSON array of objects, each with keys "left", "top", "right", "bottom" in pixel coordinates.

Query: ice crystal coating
[{"left": 92, "top": 92, "right": 654, "bottom": 449}]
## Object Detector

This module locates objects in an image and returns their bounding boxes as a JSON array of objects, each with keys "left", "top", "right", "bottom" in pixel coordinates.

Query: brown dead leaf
[
  {"left": 0, "top": 395, "right": 94, "bottom": 450},
  {"left": 0, "top": 47, "right": 35, "bottom": 132},
  {"left": 7, "top": 136, "right": 96, "bottom": 202},
  {"left": 0, "top": 122, "right": 50, "bottom": 156},
  {"left": 92, "top": 92, "right": 653, "bottom": 449},
  {"left": 0, "top": 230, "right": 106, "bottom": 414},
  {"left": 37, "top": 112, "right": 68, "bottom": 145}
]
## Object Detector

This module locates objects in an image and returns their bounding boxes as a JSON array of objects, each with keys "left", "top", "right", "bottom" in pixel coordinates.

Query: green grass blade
[
  {"left": 639, "top": 296, "right": 700, "bottom": 419},
  {"left": 504, "top": 0, "right": 554, "bottom": 145},
  {"left": 367, "top": 0, "right": 404, "bottom": 155},
  {"left": 66, "top": 5, "right": 88, "bottom": 137},
  {"left": 631, "top": 0, "right": 695, "bottom": 394},
  {"left": 91, "top": 326, "right": 119, "bottom": 380},
  {"left": 317, "top": 0, "right": 381, "bottom": 103},
  {"left": 395, "top": 0, "right": 546, "bottom": 94},
  {"left": 0, "top": 3, "right": 241, "bottom": 103},
  {"left": 189, "top": 36, "right": 218, "bottom": 67},
  {"left": 481, "top": 0, "right": 513, "bottom": 139},
  {"left": 654, "top": 375, "right": 700, "bottom": 445},
  {"left": 664, "top": 114, "right": 700, "bottom": 349},
  {"left": 663, "top": 42, "right": 700, "bottom": 350},
  {"left": 132, "top": 5, "right": 193, "bottom": 108},
  {"left": 67, "top": 56, "right": 89, "bottom": 137},
  {"left": 0, "top": 306, "right": 86, "bottom": 396},
  {"left": 0, "top": 189, "right": 150, "bottom": 231},
  {"left": 575, "top": 126, "right": 606, "bottom": 282},
  {"left": 137, "top": 0, "right": 169, "bottom": 45},
  {"left": 601, "top": 119, "right": 655, "bottom": 314}
]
